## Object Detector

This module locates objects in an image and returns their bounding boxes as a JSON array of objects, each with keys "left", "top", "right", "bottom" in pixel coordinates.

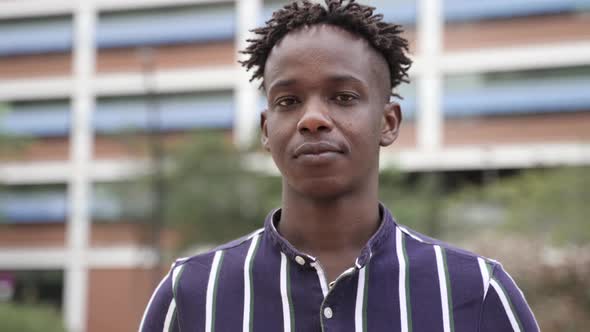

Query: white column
[
  {"left": 417, "top": 0, "right": 443, "bottom": 150},
  {"left": 64, "top": 2, "right": 96, "bottom": 332},
  {"left": 234, "top": 0, "right": 262, "bottom": 149}
]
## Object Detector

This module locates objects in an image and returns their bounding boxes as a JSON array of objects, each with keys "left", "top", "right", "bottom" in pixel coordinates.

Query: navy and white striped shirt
[{"left": 139, "top": 206, "right": 539, "bottom": 331}]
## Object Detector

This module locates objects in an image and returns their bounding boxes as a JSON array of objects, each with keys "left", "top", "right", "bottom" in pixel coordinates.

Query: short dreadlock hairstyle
[{"left": 240, "top": 0, "right": 412, "bottom": 98}]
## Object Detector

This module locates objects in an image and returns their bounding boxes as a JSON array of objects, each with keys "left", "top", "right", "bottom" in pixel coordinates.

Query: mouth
[{"left": 293, "top": 141, "right": 344, "bottom": 159}]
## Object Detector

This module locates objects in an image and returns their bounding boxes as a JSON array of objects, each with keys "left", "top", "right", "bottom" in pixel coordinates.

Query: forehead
[{"left": 264, "top": 24, "right": 387, "bottom": 92}]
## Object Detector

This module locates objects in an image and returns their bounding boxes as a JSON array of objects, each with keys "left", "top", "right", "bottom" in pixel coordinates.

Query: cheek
[
  {"left": 266, "top": 124, "right": 291, "bottom": 154},
  {"left": 347, "top": 113, "right": 383, "bottom": 145}
]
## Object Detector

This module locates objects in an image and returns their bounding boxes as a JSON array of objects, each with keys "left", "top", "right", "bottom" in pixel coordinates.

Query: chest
[{"left": 174, "top": 258, "right": 482, "bottom": 332}]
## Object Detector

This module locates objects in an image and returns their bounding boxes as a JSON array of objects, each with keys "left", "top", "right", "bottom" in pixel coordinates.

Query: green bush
[
  {"left": 0, "top": 303, "right": 66, "bottom": 332},
  {"left": 443, "top": 167, "right": 590, "bottom": 245}
]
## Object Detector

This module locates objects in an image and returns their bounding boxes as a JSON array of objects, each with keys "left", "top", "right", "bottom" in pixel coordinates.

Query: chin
[{"left": 289, "top": 177, "right": 355, "bottom": 201}]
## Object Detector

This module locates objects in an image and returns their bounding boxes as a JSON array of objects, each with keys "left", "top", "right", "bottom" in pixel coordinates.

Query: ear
[
  {"left": 380, "top": 102, "right": 402, "bottom": 147},
  {"left": 260, "top": 110, "right": 271, "bottom": 151}
]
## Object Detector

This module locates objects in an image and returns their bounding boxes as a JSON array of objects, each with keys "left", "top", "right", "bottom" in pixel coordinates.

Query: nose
[{"left": 296, "top": 98, "right": 333, "bottom": 135}]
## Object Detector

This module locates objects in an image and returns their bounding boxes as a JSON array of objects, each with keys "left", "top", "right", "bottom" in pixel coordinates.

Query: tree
[
  {"left": 441, "top": 167, "right": 590, "bottom": 332},
  {"left": 379, "top": 170, "right": 446, "bottom": 237},
  {"left": 162, "top": 132, "right": 281, "bottom": 248},
  {"left": 443, "top": 167, "right": 590, "bottom": 245}
]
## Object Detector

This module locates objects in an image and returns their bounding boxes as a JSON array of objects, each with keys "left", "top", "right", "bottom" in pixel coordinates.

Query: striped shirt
[{"left": 139, "top": 205, "right": 539, "bottom": 332}]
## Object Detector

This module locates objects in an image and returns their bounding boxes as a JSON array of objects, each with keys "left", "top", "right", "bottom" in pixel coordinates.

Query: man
[{"left": 139, "top": 1, "right": 539, "bottom": 331}]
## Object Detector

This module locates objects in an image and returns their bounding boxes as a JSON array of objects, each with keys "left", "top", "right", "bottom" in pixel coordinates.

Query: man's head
[
  {"left": 240, "top": 0, "right": 412, "bottom": 200},
  {"left": 241, "top": 0, "right": 412, "bottom": 98}
]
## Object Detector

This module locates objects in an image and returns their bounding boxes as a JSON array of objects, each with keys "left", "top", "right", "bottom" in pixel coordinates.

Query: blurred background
[{"left": 0, "top": 0, "right": 589, "bottom": 331}]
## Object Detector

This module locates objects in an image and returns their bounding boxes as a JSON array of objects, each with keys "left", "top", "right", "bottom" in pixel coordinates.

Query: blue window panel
[
  {"left": 383, "top": 6, "right": 417, "bottom": 26},
  {"left": 96, "top": 6, "right": 235, "bottom": 49},
  {"left": 0, "top": 94, "right": 234, "bottom": 137},
  {"left": 359, "top": 0, "right": 588, "bottom": 25},
  {"left": 443, "top": 0, "right": 588, "bottom": 23},
  {"left": 0, "top": 193, "right": 67, "bottom": 223},
  {"left": 261, "top": 1, "right": 417, "bottom": 26},
  {"left": 0, "top": 191, "right": 129, "bottom": 223},
  {"left": 94, "top": 94, "right": 234, "bottom": 133},
  {"left": 0, "top": 5, "right": 236, "bottom": 56},
  {"left": 0, "top": 102, "right": 70, "bottom": 136},
  {"left": 444, "top": 78, "right": 590, "bottom": 117},
  {"left": 0, "top": 17, "right": 72, "bottom": 56},
  {"left": 399, "top": 97, "right": 417, "bottom": 120},
  {"left": 359, "top": 0, "right": 417, "bottom": 26}
]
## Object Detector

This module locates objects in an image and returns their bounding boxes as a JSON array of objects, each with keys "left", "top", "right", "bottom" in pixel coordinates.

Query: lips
[{"left": 293, "top": 141, "right": 344, "bottom": 158}]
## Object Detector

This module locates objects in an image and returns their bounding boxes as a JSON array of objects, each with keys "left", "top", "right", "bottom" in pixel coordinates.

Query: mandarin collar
[{"left": 264, "top": 203, "right": 397, "bottom": 268}]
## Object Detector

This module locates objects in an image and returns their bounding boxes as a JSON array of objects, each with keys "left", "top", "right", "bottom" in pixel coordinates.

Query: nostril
[
  {"left": 299, "top": 124, "right": 329, "bottom": 134},
  {"left": 318, "top": 125, "right": 329, "bottom": 131}
]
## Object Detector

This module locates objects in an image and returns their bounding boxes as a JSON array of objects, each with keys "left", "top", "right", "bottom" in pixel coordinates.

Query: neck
[{"left": 278, "top": 179, "right": 381, "bottom": 257}]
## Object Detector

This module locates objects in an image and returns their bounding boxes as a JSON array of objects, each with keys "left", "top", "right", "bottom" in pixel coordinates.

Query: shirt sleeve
[
  {"left": 138, "top": 263, "right": 181, "bottom": 332},
  {"left": 479, "top": 263, "right": 540, "bottom": 332}
]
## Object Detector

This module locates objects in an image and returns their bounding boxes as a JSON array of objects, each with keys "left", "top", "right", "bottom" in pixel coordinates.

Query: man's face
[{"left": 261, "top": 24, "right": 401, "bottom": 200}]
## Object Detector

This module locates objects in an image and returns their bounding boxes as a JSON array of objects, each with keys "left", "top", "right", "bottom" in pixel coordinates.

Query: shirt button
[
  {"left": 323, "top": 307, "right": 333, "bottom": 319},
  {"left": 295, "top": 256, "right": 306, "bottom": 266}
]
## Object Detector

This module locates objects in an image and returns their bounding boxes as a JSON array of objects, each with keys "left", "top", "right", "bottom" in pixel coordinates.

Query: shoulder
[
  {"left": 393, "top": 225, "right": 538, "bottom": 330},
  {"left": 169, "top": 228, "right": 266, "bottom": 282},
  {"left": 394, "top": 223, "right": 499, "bottom": 278}
]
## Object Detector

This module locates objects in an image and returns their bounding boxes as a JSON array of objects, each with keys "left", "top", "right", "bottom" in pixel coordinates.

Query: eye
[
  {"left": 275, "top": 96, "right": 299, "bottom": 108},
  {"left": 334, "top": 93, "right": 359, "bottom": 104}
]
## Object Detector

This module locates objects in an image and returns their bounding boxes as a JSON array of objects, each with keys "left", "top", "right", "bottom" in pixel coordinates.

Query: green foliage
[
  {"left": 444, "top": 167, "right": 590, "bottom": 245},
  {"left": 441, "top": 167, "right": 590, "bottom": 331},
  {"left": 379, "top": 170, "right": 445, "bottom": 237},
  {"left": 0, "top": 303, "right": 66, "bottom": 332},
  {"left": 163, "top": 132, "right": 281, "bottom": 246}
]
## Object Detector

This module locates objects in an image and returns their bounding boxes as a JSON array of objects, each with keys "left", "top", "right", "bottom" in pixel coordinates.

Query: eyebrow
[
  {"left": 327, "top": 74, "right": 366, "bottom": 86},
  {"left": 267, "top": 78, "right": 297, "bottom": 93},
  {"left": 268, "top": 74, "right": 367, "bottom": 94}
]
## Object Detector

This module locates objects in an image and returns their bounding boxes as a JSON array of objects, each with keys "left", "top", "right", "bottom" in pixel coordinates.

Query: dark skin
[{"left": 261, "top": 24, "right": 402, "bottom": 282}]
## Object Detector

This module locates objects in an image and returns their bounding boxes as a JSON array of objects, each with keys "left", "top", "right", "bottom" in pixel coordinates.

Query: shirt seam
[
  {"left": 477, "top": 262, "right": 498, "bottom": 332},
  {"left": 175, "top": 229, "right": 265, "bottom": 268},
  {"left": 399, "top": 225, "right": 485, "bottom": 262},
  {"left": 212, "top": 228, "right": 265, "bottom": 252}
]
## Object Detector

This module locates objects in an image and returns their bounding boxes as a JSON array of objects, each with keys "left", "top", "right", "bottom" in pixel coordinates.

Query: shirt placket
[{"left": 311, "top": 261, "right": 357, "bottom": 332}]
